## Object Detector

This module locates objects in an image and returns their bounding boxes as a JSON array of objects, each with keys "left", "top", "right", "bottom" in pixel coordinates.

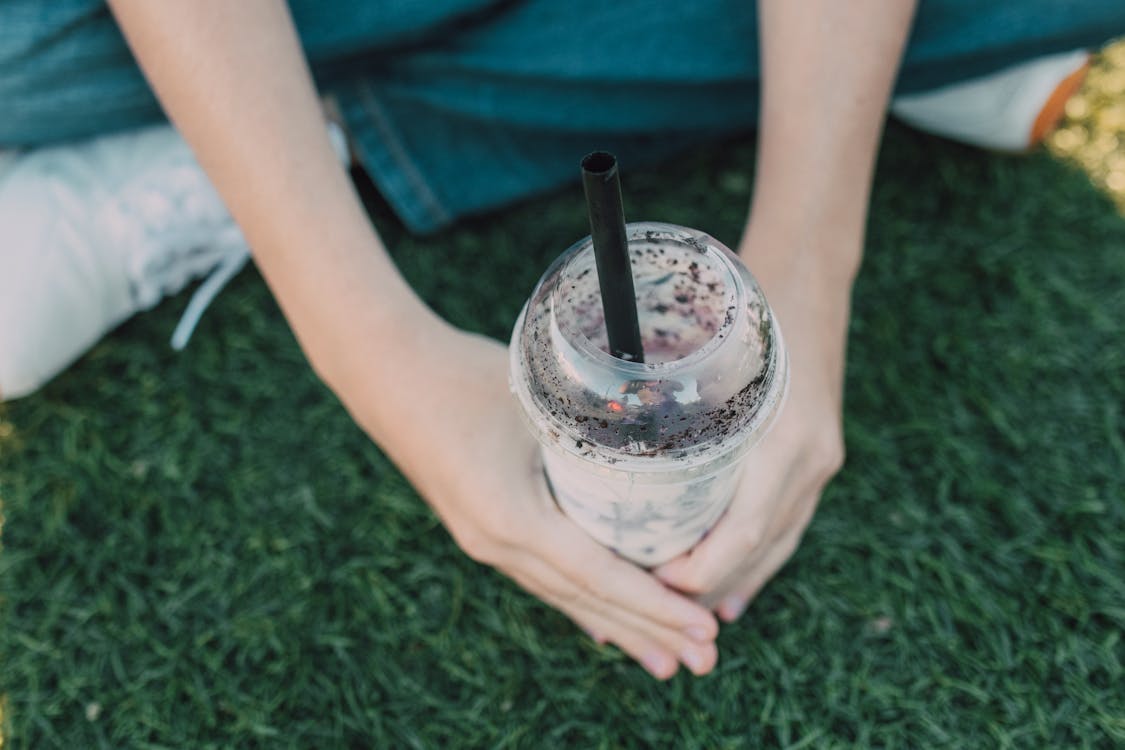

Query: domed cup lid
[{"left": 510, "top": 222, "right": 788, "bottom": 472}]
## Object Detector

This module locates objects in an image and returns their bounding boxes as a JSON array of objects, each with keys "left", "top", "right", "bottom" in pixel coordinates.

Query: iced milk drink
[{"left": 509, "top": 223, "right": 788, "bottom": 567}]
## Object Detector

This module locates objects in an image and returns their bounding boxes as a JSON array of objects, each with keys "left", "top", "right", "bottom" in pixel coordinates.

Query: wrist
[
  {"left": 737, "top": 220, "right": 856, "bottom": 407},
  {"left": 313, "top": 297, "right": 456, "bottom": 435},
  {"left": 738, "top": 217, "right": 862, "bottom": 309}
]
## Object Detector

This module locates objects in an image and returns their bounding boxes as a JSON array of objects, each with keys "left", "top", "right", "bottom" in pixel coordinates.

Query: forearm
[
  {"left": 107, "top": 0, "right": 441, "bottom": 434},
  {"left": 745, "top": 0, "right": 917, "bottom": 288}
]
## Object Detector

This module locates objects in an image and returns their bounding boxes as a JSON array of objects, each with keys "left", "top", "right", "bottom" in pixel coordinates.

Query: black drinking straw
[{"left": 580, "top": 151, "right": 644, "bottom": 363}]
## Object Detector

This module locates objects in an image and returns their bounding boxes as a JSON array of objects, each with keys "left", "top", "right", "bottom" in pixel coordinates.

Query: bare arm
[
  {"left": 656, "top": 0, "right": 918, "bottom": 618},
  {"left": 107, "top": 0, "right": 719, "bottom": 680},
  {"left": 105, "top": 0, "right": 433, "bottom": 421},
  {"left": 749, "top": 0, "right": 916, "bottom": 277}
]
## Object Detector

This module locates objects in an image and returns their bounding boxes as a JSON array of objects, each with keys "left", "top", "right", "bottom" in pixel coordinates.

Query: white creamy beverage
[{"left": 540, "top": 446, "right": 745, "bottom": 566}]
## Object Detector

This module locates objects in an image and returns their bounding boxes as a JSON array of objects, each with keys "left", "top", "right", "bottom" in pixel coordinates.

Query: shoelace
[
  {"left": 110, "top": 122, "right": 350, "bottom": 351},
  {"left": 170, "top": 241, "right": 251, "bottom": 350},
  {"left": 104, "top": 150, "right": 250, "bottom": 350},
  {"left": 168, "top": 122, "right": 351, "bottom": 350},
  {"left": 168, "top": 122, "right": 350, "bottom": 349}
]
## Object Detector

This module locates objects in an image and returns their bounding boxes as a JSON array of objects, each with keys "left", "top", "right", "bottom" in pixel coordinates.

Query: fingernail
[
  {"left": 680, "top": 648, "right": 707, "bottom": 675},
  {"left": 721, "top": 596, "right": 747, "bottom": 621},
  {"left": 642, "top": 651, "right": 674, "bottom": 679},
  {"left": 684, "top": 625, "right": 711, "bottom": 642}
]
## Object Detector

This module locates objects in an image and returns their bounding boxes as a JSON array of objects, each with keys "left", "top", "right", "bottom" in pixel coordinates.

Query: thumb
[
  {"left": 652, "top": 521, "right": 748, "bottom": 603},
  {"left": 653, "top": 456, "right": 787, "bottom": 601}
]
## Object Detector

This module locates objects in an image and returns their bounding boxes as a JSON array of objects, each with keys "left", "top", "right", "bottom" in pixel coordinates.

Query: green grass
[{"left": 2, "top": 124, "right": 1124, "bottom": 748}]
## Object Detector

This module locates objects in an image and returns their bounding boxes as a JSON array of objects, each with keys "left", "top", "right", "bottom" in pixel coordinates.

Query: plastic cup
[{"left": 509, "top": 222, "right": 788, "bottom": 566}]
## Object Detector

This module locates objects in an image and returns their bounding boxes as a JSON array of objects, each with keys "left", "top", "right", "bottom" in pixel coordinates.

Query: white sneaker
[
  {"left": 891, "top": 49, "right": 1091, "bottom": 152},
  {"left": 0, "top": 124, "right": 253, "bottom": 400},
  {"left": 0, "top": 120, "right": 353, "bottom": 401}
]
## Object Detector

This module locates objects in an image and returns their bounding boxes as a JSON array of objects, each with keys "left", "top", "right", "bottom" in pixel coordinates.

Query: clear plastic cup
[{"left": 509, "top": 222, "right": 788, "bottom": 566}]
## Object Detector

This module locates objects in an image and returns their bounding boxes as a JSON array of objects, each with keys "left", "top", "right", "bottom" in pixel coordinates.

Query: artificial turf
[{"left": 1, "top": 122, "right": 1123, "bottom": 748}]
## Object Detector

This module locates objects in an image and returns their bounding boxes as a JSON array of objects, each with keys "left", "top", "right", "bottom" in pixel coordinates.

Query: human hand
[
  {"left": 658, "top": 0, "right": 912, "bottom": 621},
  {"left": 349, "top": 324, "right": 720, "bottom": 679},
  {"left": 653, "top": 253, "right": 849, "bottom": 622}
]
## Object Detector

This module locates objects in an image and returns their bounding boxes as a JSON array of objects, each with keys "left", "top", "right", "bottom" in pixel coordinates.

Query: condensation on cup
[{"left": 510, "top": 222, "right": 789, "bottom": 567}]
